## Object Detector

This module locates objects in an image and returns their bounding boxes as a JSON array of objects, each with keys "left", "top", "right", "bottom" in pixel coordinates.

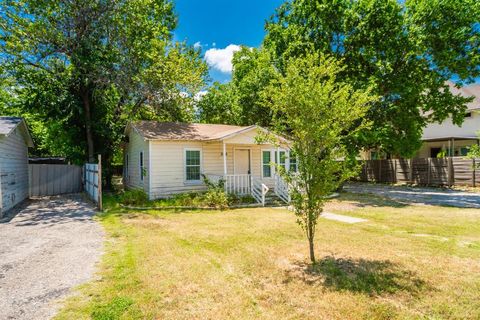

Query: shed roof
[
  {"left": 129, "top": 121, "right": 258, "bottom": 141},
  {"left": 0, "top": 117, "right": 23, "bottom": 135},
  {"left": 0, "top": 116, "right": 34, "bottom": 147}
]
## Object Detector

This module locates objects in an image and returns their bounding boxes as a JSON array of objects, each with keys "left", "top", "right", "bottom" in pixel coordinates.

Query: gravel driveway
[
  {"left": 0, "top": 195, "right": 104, "bottom": 320},
  {"left": 345, "top": 182, "right": 480, "bottom": 208}
]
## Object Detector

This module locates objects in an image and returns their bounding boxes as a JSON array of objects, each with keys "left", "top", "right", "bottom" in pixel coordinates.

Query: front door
[{"left": 234, "top": 149, "right": 250, "bottom": 174}]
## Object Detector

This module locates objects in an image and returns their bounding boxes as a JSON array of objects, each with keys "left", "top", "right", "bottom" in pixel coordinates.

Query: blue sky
[{"left": 174, "top": 0, "right": 284, "bottom": 83}]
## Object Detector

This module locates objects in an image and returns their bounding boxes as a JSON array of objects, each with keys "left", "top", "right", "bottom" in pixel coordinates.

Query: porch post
[{"left": 223, "top": 142, "right": 227, "bottom": 176}]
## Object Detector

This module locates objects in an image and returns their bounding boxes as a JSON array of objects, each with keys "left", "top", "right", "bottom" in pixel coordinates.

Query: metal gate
[{"left": 29, "top": 164, "right": 83, "bottom": 196}]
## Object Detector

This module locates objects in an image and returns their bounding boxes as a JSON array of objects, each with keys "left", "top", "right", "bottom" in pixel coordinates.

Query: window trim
[
  {"left": 262, "top": 149, "right": 296, "bottom": 178},
  {"left": 261, "top": 149, "right": 273, "bottom": 178},
  {"left": 184, "top": 148, "right": 203, "bottom": 184}
]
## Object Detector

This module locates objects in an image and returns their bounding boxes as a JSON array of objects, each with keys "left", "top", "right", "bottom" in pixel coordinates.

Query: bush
[
  {"left": 120, "top": 189, "right": 149, "bottom": 206},
  {"left": 203, "top": 188, "right": 229, "bottom": 209}
]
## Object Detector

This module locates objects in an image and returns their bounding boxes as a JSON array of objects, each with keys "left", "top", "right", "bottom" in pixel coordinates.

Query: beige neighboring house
[
  {"left": 417, "top": 83, "right": 480, "bottom": 158},
  {"left": 123, "top": 121, "right": 294, "bottom": 205},
  {"left": 363, "top": 82, "right": 480, "bottom": 160}
]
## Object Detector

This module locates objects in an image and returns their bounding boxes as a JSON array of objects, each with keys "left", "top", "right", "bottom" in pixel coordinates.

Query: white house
[
  {"left": 416, "top": 83, "right": 480, "bottom": 158},
  {"left": 363, "top": 83, "right": 480, "bottom": 159},
  {"left": 123, "top": 121, "right": 294, "bottom": 204},
  {"left": 0, "top": 117, "right": 34, "bottom": 217}
]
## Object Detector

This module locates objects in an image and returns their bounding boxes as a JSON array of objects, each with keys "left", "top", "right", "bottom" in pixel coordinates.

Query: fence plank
[
  {"left": 29, "top": 164, "right": 82, "bottom": 196},
  {"left": 359, "top": 157, "right": 480, "bottom": 187}
]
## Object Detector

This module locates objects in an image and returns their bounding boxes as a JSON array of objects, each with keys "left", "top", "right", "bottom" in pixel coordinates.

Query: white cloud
[
  {"left": 194, "top": 90, "right": 208, "bottom": 101},
  {"left": 204, "top": 44, "right": 241, "bottom": 73},
  {"left": 193, "top": 41, "right": 202, "bottom": 50}
]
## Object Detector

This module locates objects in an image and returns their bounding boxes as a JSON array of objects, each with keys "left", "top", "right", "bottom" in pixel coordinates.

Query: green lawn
[{"left": 55, "top": 193, "right": 480, "bottom": 320}]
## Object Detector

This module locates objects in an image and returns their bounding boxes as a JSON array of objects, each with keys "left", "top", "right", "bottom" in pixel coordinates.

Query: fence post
[
  {"left": 393, "top": 159, "right": 397, "bottom": 184},
  {"left": 98, "top": 154, "right": 103, "bottom": 211},
  {"left": 409, "top": 158, "right": 413, "bottom": 184},
  {"left": 473, "top": 158, "right": 476, "bottom": 188},
  {"left": 427, "top": 157, "right": 431, "bottom": 186},
  {"left": 378, "top": 160, "right": 382, "bottom": 183},
  {"left": 447, "top": 157, "right": 453, "bottom": 187}
]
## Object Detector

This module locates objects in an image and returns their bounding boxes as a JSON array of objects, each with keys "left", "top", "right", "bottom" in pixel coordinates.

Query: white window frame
[
  {"left": 184, "top": 148, "right": 203, "bottom": 184},
  {"left": 288, "top": 151, "right": 298, "bottom": 172},
  {"left": 139, "top": 151, "right": 144, "bottom": 181},
  {"left": 261, "top": 149, "right": 273, "bottom": 178},
  {"left": 262, "top": 148, "right": 296, "bottom": 178}
]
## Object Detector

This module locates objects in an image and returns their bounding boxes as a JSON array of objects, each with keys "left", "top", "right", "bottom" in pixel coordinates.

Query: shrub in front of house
[{"left": 120, "top": 189, "right": 149, "bottom": 206}]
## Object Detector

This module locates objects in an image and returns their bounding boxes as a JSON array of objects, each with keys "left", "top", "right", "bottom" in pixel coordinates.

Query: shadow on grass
[{"left": 284, "top": 255, "right": 428, "bottom": 296}]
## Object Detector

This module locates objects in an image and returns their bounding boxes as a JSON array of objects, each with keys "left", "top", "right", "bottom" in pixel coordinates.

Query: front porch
[
  {"left": 205, "top": 173, "right": 290, "bottom": 206},
  {"left": 202, "top": 137, "right": 293, "bottom": 205}
]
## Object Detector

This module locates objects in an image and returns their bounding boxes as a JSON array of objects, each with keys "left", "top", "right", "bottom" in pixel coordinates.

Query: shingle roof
[
  {"left": 0, "top": 116, "right": 34, "bottom": 147},
  {"left": 130, "top": 121, "right": 256, "bottom": 141},
  {"left": 0, "top": 116, "right": 23, "bottom": 135}
]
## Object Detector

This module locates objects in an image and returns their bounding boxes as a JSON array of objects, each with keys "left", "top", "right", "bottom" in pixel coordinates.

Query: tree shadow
[
  {"left": 336, "top": 191, "right": 409, "bottom": 208},
  {"left": 284, "top": 255, "right": 428, "bottom": 296}
]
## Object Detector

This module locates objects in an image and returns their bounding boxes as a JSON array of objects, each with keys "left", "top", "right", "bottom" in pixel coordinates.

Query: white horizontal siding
[
  {"left": 148, "top": 140, "right": 281, "bottom": 199},
  {"left": 124, "top": 128, "right": 149, "bottom": 193},
  {"left": 0, "top": 126, "right": 29, "bottom": 215}
]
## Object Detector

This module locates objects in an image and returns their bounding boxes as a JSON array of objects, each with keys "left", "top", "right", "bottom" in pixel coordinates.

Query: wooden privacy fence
[
  {"left": 84, "top": 155, "right": 102, "bottom": 210},
  {"left": 359, "top": 158, "right": 480, "bottom": 187},
  {"left": 29, "top": 164, "right": 82, "bottom": 196}
]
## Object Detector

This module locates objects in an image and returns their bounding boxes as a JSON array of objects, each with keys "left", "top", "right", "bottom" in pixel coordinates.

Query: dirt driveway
[
  {"left": 0, "top": 195, "right": 104, "bottom": 320},
  {"left": 345, "top": 182, "right": 480, "bottom": 208}
]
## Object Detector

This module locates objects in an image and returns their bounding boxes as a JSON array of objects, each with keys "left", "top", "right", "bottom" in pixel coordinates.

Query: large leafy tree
[
  {"left": 198, "top": 47, "right": 276, "bottom": 126},
  {"left": 266, "top": 53, "right": 376, "bottom": 263},
  {"left": 1, "top": 0, "right": 207, "bottom": 184},
  {"left": 264, "top": 0, "right": 480, "bottom": 157}
]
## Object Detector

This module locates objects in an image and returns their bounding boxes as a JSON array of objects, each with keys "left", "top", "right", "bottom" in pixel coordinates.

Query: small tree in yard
[{"left": 265, "top": 53, "right": 377, "bottom": 263}]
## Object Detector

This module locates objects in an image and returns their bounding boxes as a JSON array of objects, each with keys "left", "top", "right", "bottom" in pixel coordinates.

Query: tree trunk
[
  {"left": 80, "top": 87, "right": 95, "bottom": 162},
  {"left": 308, "top": 235, "right": 316, "bottom": 264}
]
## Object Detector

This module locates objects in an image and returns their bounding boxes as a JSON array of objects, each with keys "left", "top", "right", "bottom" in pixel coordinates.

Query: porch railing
[
  {"left": 225, "top": 174, "right": 251, "bottom": 194},
  {"left": 251, "top": 177, "right": 269, "bottom": 206},
  {"left": 274, "top": 174, "right": 291, "bottom": 203}
]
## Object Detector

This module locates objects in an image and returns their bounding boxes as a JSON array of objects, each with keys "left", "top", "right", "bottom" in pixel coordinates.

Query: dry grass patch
[{"left": 56, "top": 193, "right": 480, "bottom": 320}]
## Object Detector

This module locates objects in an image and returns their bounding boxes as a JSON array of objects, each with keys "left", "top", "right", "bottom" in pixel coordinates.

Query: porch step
[{"left": 264, "top": 192, "right": 287, "bottom": 207}]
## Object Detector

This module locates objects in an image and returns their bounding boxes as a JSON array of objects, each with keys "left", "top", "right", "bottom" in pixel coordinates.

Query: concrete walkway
[
  {"left": 322, "top": 212, "right": 368, "bottom": 224},
  {"left": 345, "top": 182, "right": 480, "bottom": 208},
  {"left": 0, "top": 195, "right": 104, "bottom": 320}
]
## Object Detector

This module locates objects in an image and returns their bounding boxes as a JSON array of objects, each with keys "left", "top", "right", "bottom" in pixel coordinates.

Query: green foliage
[
  {"left": 467, "top": 143, "right": 480, "bottom": 167},
  {"left": 120, "top": 189, "right": 149, "bottom": 206},
  {"left": 91, "top": 296, "right": 134, "bottom": 320},
  {"left": 197, "top": 47, "right": 277, "bottom": 126},
  {"left": 255, "top": 0, "right": 479, "bottom": 157},
  {"left": 265, "top": 53, "right": 377, "bottom": 263},
  {"left": 197, "top": 82, "right": 241, "bottom": 124},
  {"left": 203, "top": 189, "right": 229, "bottom": 209},
  {"left": 0, "top": 0, "right": 207, "bottom": 180}
]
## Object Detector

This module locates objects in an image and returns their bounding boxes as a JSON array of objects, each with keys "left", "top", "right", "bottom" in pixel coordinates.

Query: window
[
  {"left": 278, "top": 151, "right": 286, "bottom": 171},
  {"left": 465, "top": 112, "right": 472, "bottom": 118},
  {"left": 185, "top": 149, "right": 201, "bottom": 181},
  {"left": 262, "top": 151, "right": 272, "bottom": 178},
  {"left": 289, "top": 151, "right": 298, "bottom": 172},
  {"left": 139, "top": 152, "right": 144, "bottom": 181}
]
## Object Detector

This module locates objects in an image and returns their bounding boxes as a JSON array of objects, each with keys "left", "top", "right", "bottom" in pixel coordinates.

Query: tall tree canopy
[
  {"left": 199, "top": 0, "right": 480, "bottom": 157},
  {"left": 264, "top": 0, "right": 480, "bottom": 156},
  {"left": 1, "top": 0, "right": 207, "bottom": 183}
]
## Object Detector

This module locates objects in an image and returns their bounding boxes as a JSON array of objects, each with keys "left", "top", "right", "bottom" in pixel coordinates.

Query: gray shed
[{"left": 0, "top": 117, "right": 34, "bottom": 217}]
